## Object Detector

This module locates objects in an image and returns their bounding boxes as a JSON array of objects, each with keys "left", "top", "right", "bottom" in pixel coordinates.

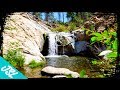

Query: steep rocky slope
[{"left": 3, "top": 12, "right": 51, "bottom": 65}]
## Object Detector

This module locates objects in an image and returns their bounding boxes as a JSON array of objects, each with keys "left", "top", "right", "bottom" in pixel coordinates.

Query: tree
[
  {"left": 32, "top": 12, "right": 42, "bottom": 19},
  {"left": 67, "top": 12, "right": 76, "bottom": 22},
  {"left": 45, "top": 12, "right": 49, "bottom": 21},
  {"left": 58, "top": 12, "right": 61, "bottom": 21},
  {"left": 62, "top": 12, "right": 65, "bottom": 23}
]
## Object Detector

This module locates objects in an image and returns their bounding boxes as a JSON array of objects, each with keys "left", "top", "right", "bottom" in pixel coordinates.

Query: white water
[
  {"left": 48, "top": 33, "right": 58, "bottom": 55},
  {"left": 47, "top": 32, "right": 76, "bottom": 56}
]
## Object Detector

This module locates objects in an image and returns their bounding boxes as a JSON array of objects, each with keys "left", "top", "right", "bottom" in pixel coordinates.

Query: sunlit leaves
[
  {"left": 91, "top": 60, "right": 97, "bottom": 65},
  {"left": 91, "top": 37, "right": 97, "bottom": 42},
  {"left": 92, "top": 32, "right": 102, "bottom": 37},
  {"left": 80, "top": 69, "right": 86, "bottom": 78},
  {"left": 107, "top": 52, "right": 117, "bottom": 58},
  {"left": 112, "top": 38, "right": 118, "bottom": 50}
]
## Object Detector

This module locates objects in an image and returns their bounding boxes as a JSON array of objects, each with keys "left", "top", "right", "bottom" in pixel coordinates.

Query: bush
[
  {"left": 52, "top": 24, "right": 69, "bottom": 32},
  {"left": 28, "top": 60, "right": 46, "bottom": 69},
  {"left": 3, "top": 48, "right": 25, "bottom": 70},
  {"left": 67, "top": 22, "right": 77, "bottom": 31}
]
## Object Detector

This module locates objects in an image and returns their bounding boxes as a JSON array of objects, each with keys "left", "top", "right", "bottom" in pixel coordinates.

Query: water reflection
[{"left": 46, "top": 56, "right": 93, "bottom": 73}]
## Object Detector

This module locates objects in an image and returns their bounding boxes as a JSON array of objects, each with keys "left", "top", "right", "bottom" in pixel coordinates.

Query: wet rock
[
  {"left": 56, "top": 32, "right": 75, "bottom": 55},
  {"left": 41, "top": 66, "right": 80, "bottom": 78},
  {"left": 56, "top": 32, "right": 75, "bottom": 48}
]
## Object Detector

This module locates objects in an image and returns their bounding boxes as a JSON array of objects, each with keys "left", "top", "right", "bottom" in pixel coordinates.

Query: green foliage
[
  {"left": 65, "top": 74, "right": 73, "bottom": 78},
  {"left": 96, "top": 75, "right": 105, "bottom": 78},
  {"left": 112, "top": 38, "right": 118, "bottom": 50},
  {"left": 80, "top": 69, "right": 86, "bottom": 78},
  {"left": 91, "top": 60, "right": 97, "bottom": 65},
  {"left": 10, "top": 41, "right": 20, "bottom": 48},
  {"left": 52, "top": 24, "right": 69, "bottom": 32},
  {"left": 90, "top": 30, "right": 118, "bottom": 53},
  {"left": 67, "top": 12, "right": 92, "bottom": 25},
  {"left": 4, "top": 26, "right": 17, "bottom": 30},
  {"left": 107, "top": 52, "right": 117, "bottom": 58},
  {"left": 28, "top": 60, "right": 45, "bottom": 69},
  {"left": 68, "top": 22, "right": 77, "bottom": 31},
  {"left": 3, "top": 48, "right": 25, "bottom": 70},
  {"left": 91, "top": 60, "right": 103, "bottom": 65}
]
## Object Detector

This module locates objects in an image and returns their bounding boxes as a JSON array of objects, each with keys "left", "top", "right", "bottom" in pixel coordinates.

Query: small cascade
[
  {"left": 46, "top": 32, "right": 76, "bottom": 57},
  {"left": 48, "top": 33, "right": 58, "bottom": 56}
]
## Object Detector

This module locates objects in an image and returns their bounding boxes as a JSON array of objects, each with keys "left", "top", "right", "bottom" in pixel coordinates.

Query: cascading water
[
  {"left": 46, "top": 32, "right": 76, "bottom": 57},
  {"left": 48, "top": 33, "right": 58, "bottom": 56}
]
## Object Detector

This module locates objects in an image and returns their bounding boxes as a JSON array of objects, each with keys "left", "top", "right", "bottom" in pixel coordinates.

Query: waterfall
[
  {"left": 48, "top": 33, "right": 58, "bottom": 55},
  {"left": 46, "top": 32, "right": 76, "bottom": 57}
]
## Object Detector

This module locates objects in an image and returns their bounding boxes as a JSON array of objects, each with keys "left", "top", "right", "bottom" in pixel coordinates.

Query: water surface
[{"left": 45, "top": 55, "right": 102, "bottom": 78}]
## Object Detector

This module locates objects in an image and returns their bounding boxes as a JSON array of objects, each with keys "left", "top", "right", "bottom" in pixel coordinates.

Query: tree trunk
[
  {"left": 62, "top": 12, "right": 64, "bottom": 23},
  {"left": 45, "top": 12, "right": 49, "bottom": 22},
  {"left": 58, "top": 12, "right": 61, "bottom": 21}
]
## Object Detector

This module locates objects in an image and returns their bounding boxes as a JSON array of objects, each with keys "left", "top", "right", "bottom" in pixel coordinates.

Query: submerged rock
[{"left": 41, "top": 66, "right": 80, "bottom": 78}]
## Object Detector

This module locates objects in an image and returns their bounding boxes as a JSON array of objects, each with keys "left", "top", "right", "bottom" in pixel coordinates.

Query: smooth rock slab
[{"left": 41, "top": 66, "right": 80, "bottom": 78}]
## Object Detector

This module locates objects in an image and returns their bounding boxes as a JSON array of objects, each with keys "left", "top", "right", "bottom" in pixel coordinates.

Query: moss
[
  {"left": 28, "top": 60, "right": 46, "bottom": 69},
  {"left": 4, "top": 26, "right": 17, "bottom": 30},
  {"left": 10, "top": 41, "right": 20, "bottom": 47}
]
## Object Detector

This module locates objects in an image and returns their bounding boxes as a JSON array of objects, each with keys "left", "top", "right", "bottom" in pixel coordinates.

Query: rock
[
  {"left": 41, "top": 66, "right": 80, "bottom": 78},
  {"left": 98, "top": 50, "right": 112, "bottom": 60},
  {"left": 52, "top": 75, "right": 67, "bottom": 78},
  {"left": 56, "top": 32, "right": 75, "bottom": 55},
  {"left": 56, "top": 32, "right": 75, "bottom": 48},
  {"left": 72, "top": 29, "right": 90, "bottom": 41},
  {"left": 74, "top": 41, "right": 89, "bottom": 54},
  {"left": 3, "top": 12, "right": 51, "bottom": 65}
]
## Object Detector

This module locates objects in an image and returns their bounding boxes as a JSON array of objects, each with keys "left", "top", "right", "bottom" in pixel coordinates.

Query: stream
[
  {"left": 24, "top": 55, "right": 103, "bottom": 78},
  {"left": 24, "top": 32, "right": 104, "bottom": 78}
]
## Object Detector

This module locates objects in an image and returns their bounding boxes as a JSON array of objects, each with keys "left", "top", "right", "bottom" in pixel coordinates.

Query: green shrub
[
  {"left": 28, "top": 60, "right": 46, "bottom": 69},
  {"left": 67, "top": 22, "right": 77, "bottom": 31},
  {"left": 52, "top": 24, "right": 69, "bottom": 32},
  {"left": 3, "top": 48, "right": 25, "bottom": 70}
]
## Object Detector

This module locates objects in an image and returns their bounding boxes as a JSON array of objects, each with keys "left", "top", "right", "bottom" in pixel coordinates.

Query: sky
[{"left": 41, "top": 12, "right": 69, "bottom": 23}]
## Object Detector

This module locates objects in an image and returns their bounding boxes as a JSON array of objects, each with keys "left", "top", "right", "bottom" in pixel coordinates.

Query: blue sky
[{"left": 41, "top": 12, "right": 69, "bottom": 23}]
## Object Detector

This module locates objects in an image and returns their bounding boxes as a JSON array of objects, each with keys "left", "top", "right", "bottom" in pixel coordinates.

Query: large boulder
[
  {"left": 72, "top": 29, "right": 90, "bottom": 41},
  {"left": 41, "top": 66, "right": 80, "bottom": 78},
  {"left": 56, "top": 32, "right": 75, "bottom": 48},
  {"left": 56, "top": 32, "right": 75, "bottom": 55},
  {"left": 74, "top": 41, "right": 89, "bottom": 54},
  {"left": 3, "top": 12, "right": 51, "bottom": 65}
]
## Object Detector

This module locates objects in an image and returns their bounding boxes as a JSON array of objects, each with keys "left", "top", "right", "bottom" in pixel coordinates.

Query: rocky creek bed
[{"left": 23, "top": 56, "right": 104, "bottom": 78}]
